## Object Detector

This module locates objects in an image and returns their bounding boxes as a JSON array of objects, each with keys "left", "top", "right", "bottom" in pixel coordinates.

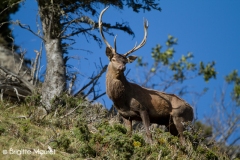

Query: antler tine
[
  {"left": 124, "top": 19, "right": 149, "bottom": 57},
  {"left": 99, "top": 6, "right": 114, "bottom": 51}
]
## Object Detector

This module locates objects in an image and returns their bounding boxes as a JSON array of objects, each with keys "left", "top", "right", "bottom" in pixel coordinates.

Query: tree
[
  {"left": 225, "top": 70, "right": 240, "bottom": 106},
  {"left": 135, "top": 35, "right": 216, "bottom": 96},
  {"left": 203, "top": 70, "right": 240, "bottom": 158}
]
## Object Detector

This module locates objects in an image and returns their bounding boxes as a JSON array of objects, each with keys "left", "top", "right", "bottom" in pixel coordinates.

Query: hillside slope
[{"left": 0, "top": 95, "right": 233, "bottom": 160}]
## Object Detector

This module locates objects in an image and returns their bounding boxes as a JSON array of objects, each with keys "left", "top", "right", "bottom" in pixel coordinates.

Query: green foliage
[
  {"left": 74, "top": 120, "right": 91, "bottom": 142},
  {"left": 52, "top": 134, "right": 71, "bottom": 152},
  {"left": 25, "top": 92, "right": 42, "bottom": 106},
  {"left": 151, "top": 45, "right": 174, "bottom": 65},
  {"left": 137, "top": 56, "right": 148, "bottom": 67},
  {"left": 199, "top": 61, "right": 216, "bottom": 82},
  {"left": 0, "top": 0, "right": 20, "bottom": 48},
  {"left": 137, "top": 35, "right": 217, "bottom": 86},
  {"left": 196, "top": 146, "right": 219, "bottom": 160},
  {"left": 0, "top": 125, "right": 6, "bottom": 135},
  {"left": 170, "top": 52, "right": 196, "bottom": 82},
  {"left": 205, "top": 150, "right": 218, "bottom": 160},
  {"left": 166, "top": 34, "right": 178, "bottom": 47},
  {"left": 113, "top": 123, "right": 128, "bottom": 134},
  {"left": 78, "top": 143, "right": 96, "bottom": 158},
  {"left": 94, "top": 122, "right": 134, "bottom": 159},
  {"left": 19, "top": 120, "right": 30, "bottom": 133},
  {"left": 126, "top": 0, "right": 161, "bottom": 12},
  {"left": 132, "top": 134, "right": 146, "bottom": 147},
  {"left": 0, "top": 95, "right": 235, "bottom": 159},
  {"left": 194, "top": 121, "right": 213, "bottom": 138},
  {"left": 47, "top": 92, "right": 88, "bottom": 116},
  {"left": 225, "top": 70, "right": 240, "bottom": 105},
  {"left": 151, "top": 35, "right": 177, "bottom": 66}
]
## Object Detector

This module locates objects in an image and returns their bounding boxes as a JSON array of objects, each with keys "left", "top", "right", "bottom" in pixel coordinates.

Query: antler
[
  {"left": 99, "top": 6, "right": 148, "bottom": 55},
  {"left": 123, "top": 19, "right": 148, "bottom": 57},
  {"left": 99, "top": 6, "right": 116, "bottom": 52}
]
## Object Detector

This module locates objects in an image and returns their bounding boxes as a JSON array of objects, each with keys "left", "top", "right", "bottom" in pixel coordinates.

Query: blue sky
[{"left": 10, "top": 0, "right": 240, "bottom": 143}]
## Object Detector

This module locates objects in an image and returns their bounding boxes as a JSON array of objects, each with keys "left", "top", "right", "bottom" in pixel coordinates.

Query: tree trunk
[
  {"left": 37, "top": 0, "right": 66, "bottom": 111},
  {"left": 41, "top": 39, "right": 66, "bottom": 111}
]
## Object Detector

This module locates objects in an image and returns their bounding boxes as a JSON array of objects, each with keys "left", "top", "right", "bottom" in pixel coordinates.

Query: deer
[{"left": 99, "top": 6, "right": 194, "bottom": 143}]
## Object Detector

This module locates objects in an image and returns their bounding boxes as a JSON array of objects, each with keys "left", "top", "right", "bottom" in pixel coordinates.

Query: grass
[{"left": 0, "top": 94, "right": 236, "bottom": 160}]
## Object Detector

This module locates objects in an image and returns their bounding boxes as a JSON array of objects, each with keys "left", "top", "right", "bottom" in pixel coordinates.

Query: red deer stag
[{"left": 99, "top": 7, "right": 193, "bottom": 143}]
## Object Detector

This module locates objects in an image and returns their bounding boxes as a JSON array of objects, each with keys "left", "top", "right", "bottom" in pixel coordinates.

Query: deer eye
[{"left": 111, "top": 58, "right": 116, "bottom": 62}]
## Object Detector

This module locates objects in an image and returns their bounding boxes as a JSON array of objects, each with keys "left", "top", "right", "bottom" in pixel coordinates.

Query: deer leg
[
  {"left": 140, "top": 110, "right": 153, "bottom": 144},
  {"left": 167, "top": 116, "right": 179, "bottom": 136},
  {"left": 172, "top": 116, "right": 185, "bottom": 143},
  {"left": 123, "top": 117, "right": 132, "bottom": 136}
]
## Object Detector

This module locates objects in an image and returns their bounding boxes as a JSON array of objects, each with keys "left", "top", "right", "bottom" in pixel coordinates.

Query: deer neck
[{"left": 106, "top": 65, "right": 129, "bottom": 101}]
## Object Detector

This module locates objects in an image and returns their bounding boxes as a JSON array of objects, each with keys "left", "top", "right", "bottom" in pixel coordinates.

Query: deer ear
[
  {"left": 127, "top": 55, "right": 137, "bottom": 63},
  {"left": 106, "top": 47, "right": 114, "bottom": 60}
]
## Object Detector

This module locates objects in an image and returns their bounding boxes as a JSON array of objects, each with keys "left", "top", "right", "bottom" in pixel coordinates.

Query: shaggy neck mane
[{"left": 106, "top": 65, "right": 129, "bottom": 101}]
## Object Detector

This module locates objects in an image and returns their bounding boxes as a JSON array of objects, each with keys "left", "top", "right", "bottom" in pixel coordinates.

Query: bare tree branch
[
  {"left": 205, "top": 85, "right": 240, "bottom": 146},
  {"left": 0, "top": 84, "right": 31, "bottom": 99},
  {"left": 58, "top": 16, "right": 96, "bottom": 38},
  {"left": 0, "top": 66, "right": 35, "bottom": 92},
  {"left": 32, "top": 46, "right": 42, "bottom": 85},
  {"left": 90, "top": 92, "right": 106, "bottom": 103},
  {"left": 74, "top": 65, "right": 107, "bottom": 97},
  {"left": 16, "top": 21, "right": 45, "bottom": 41},
  {"left": 68, "top": 74, "right": 76, "bottom": 95},
  {"left": 17, "top": 49, "right": 26, "bottom": 75},
  {"left": 0, "top": 0, "right": 22, "bottom": 16}
]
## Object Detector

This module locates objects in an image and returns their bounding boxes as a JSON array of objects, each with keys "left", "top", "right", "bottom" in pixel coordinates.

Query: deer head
[{"left": 99, "top": 6, "right": 148, "bottom": 77}]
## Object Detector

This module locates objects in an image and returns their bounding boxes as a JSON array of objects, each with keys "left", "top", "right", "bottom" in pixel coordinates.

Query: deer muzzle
[{"left": 117, "top": 65, "right": 126, "bottom": 72}]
